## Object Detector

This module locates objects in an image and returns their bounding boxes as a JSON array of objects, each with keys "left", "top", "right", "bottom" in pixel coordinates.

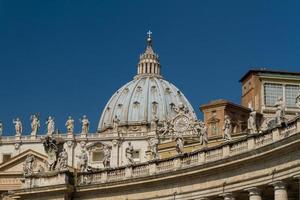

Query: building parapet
[{"left": 75, "top": 116, "right": 300, "bottom": 186}]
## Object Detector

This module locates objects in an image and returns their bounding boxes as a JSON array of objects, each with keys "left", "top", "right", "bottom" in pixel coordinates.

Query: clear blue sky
[{"left": 1, "top": 1, "right": 300, "bottom": 135}]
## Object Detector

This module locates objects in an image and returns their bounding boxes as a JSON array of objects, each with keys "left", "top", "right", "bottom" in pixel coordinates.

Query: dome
[{"left": 97, "top": 32, "right": 197, "bottom": 132}]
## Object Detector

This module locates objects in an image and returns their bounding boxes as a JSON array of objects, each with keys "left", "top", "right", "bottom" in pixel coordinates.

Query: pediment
[
  {"left": 207, "top": 117, "right": 220, "bottom": 124},
  {"left": 86, "top": 141, "right": 110, "bottom": 151},
  {"left": 0, "top": 149, "right": 47, "bottom": 174}
]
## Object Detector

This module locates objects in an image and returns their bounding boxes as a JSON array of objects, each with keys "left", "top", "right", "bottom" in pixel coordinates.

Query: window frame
[{"left": 262, "top": 81, "right": 300, "bottom": 109}]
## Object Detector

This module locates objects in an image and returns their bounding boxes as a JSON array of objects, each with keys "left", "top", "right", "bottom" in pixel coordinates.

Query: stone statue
[
  {"left": 248, "top": 110, "right": 258, "bottom": 134},
  {"left": 173, "top": 102, "right": 189, "bottom": 115},
  {"left": 175, "top": 136, "right": 184, "bottom": 154},
  {"left": 37, "top": 164, "right": 45, "bottom": 174},
  {"left": 13, "top": 118, "right": 22, "bottom": 136},
  {"left": 0, "top": 121, "right": 3, "bottom": 136},
  {"left": 46, "top": 116, "right": 55, "bottom": 135},
  {"left": 223, "top": 115, "right": 232, "bottom": 141},
  {"left": 65, "top": 116, "right": 74, "bottom": 134},
  {"left": 199, "top": 121, "right": 208, "bottom": 146},
  {"left": 77, "top": 149, "right": 88, "bottom": 172},
  {"left": 30, "top": 114, "right": 40, "bottom": 136},
  {"left": 112, "top": 115, "right": 120, "bottom": 132},
  {"left": 23, "top": 154, "right": 35, "bottom": 176},
  {"left": 274, "top": 97, "right": 285, "bottom": 125},
  {"left": 43, "top": 136, "right": 59, "bottom": 171},
  {"left": 148, "top": 136, "right": 159, "bottom": 160},
  {"left": 150, "top": 115, "right": 159, "bottom": 132},
  {"left": 81, "top": 115, "right": 90, "bottom": 135},
  {"left": 57, "top": 148, "right": 68, "bottom": 171},
  {"left": 159, "top": 120, "right": 171, "bottom": 136},
  {"left": 296, "top": 92, "right": 300, "bottom": 110},
  {"left": 125, "top": 142, "right": 134, "bottom": 165},
  {"left": 15, "top": 142, "right": 21, "bottom": 150},
  {"left": 102, "top": 145, "right": 111, "bottom": 168}
]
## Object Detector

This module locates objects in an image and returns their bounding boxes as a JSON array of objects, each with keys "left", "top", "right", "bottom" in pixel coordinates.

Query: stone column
[
  {"left": 245, "top": 187, "right": 262, "bottom": 200},
  {"left": 220, "top": 193, "right": 235, "bottom": 200},
  {"left": 293, "top": 175, "right": 300, "bottom": 200},
  {"left": 272, "top": 181, "right": 288, "bottom": 200}
]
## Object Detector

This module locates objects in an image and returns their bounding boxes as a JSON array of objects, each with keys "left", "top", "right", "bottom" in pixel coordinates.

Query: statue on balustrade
[
  {"left": 30, "top": 113, "right": 40, "bottom": 136},
  {"left": 148, "top": 135, "right": 159, "bottom": 160},
  {"left": 65, "top": 116, "right": 74, "bottom": 134},
  {"left": 80, "top": 115, "right": 90, "bottom": 136},
  {"left": 103, "top": 145, "right": 111, "bottom": 168},
  {"left": 46, "top": 116, "right": 55, "bottom": 136},
  {"left": 125, "top": 142, "right": 135, "bottom": 165},
  {"left": 0, "top": 121, "right": 3, "bottom": 136},
  {"left": 57, "top": 148, "right": 68, "bottom": 171},
  {"left": 274, "top": 96, "right": 285, "bottom": 125},
  {"left": 13, "top": 118, "right": 22, "bottom": 136},
  {"left": 296, "top": 92, "right": 300, "bottom": 111},
  {"left": 199, "top": 121, "right": 208, "bottom": 146},
  {"left": 223, "top": 115, "right": 232, "bottom": 141},
  {"left": 248, "top": 110, "right": 258, "bottom": 134},
  {"left": 23, "top": 154, "right": 35, "bottom": 176},
  {"left": 77, "top": 149, "right": 88, "bottom": 172},
  {"left": 175, "top": 136, "right": 184, "bottom": 154}
]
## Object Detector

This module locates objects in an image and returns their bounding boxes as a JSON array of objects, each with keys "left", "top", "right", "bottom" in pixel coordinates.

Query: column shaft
[{"left": 273, "top": 181, "right": 288, "bottom": 200}]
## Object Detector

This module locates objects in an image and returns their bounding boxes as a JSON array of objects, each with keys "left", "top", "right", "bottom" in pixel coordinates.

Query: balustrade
[
  {"left": 206, "top": 148, "right": 223, "bottom": 162},
  {"left": 230, "top": 140, "right": 248, "bottom": 155},
  {"left": 279, "top": 124, "right": 297, "bottom": 139},
  {"left": 70, "top": 118, "right": 300, "bottom": 186},
  {"left": 157, "top": 159, "right": 175, "bottom": 172},
  {"left": 107, "top": 168, "right": 125, "bottom": 182},
  {"left": 255, "top": 132, "right": 273, "bottom": 147},
  {"left": 181, "top": 153, "right": 198, "bottom": 167},
  {"left": 132, "top": 165, "right": 150, "bottom": 177}
]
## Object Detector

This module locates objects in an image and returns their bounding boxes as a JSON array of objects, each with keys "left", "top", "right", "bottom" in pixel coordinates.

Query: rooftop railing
[{"left": 77, "top": 117, "right": 300, "bottom": 186}]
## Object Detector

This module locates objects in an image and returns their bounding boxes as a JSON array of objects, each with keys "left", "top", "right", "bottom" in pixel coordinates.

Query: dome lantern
[{"left": 136, "top": 31, "right": 161, "bottom": 78}]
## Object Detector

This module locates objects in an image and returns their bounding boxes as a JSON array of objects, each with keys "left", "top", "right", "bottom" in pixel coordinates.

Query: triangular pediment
[
  {"left": 0, "top": 149, "right": 47, "bottom": 174},
  {"left": 207, "top": 117, "right": 220, "bottom": 124},
  {"left": 86, "top": 141, "right": 110, "bottom": 151}
]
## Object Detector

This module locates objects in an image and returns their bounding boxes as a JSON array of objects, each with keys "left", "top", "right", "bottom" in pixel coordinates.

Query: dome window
[
  {"left": 133, "top": 101, "right": 140, "bottom": 108},
  {"left": 136, "top": 86, "right": 143, "bottom": 92},
  {"left": 165, "top": 88, "right": 172, "bottom": 94},
  {"left": 169, "top": 103, "right": 175, "bottom": 109},
  {"left": 151, "top": 86, "right": 157, "bottom": 92}
]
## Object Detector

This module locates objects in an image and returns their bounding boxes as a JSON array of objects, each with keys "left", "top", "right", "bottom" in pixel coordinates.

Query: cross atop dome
[
  {"left": 147, "top": 30, "right": 152, "bottom": 38},
  {"left": 136, "top": 31, "right": 162, "bottom": 78},
  {"left": 147, "top": 30, "right": 152, "bottom": 47}
]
